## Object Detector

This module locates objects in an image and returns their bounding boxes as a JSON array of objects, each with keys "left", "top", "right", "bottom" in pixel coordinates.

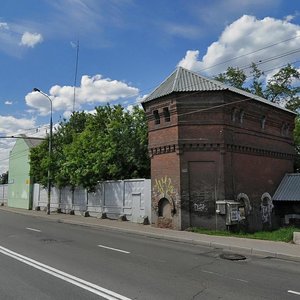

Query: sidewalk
[{"left": 1, "top": 206, "right": 300, "bottom": 262}]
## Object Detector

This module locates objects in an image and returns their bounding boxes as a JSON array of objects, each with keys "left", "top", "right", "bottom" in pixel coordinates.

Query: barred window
[{"left": 153, "top": 110, "right": 160, "bottom": 125}]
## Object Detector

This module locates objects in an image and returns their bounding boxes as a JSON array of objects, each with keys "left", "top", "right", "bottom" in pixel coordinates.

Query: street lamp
[{"left": 33, "top": 88, "right": 53, "bottom": 215}]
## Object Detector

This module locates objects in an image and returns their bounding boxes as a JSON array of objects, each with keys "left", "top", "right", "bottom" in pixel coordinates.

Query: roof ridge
[
  {"left": 172, "top": 67, "right": 181, "bottom": 91},
  {"left": 142, "top": 67, "right": 296, "bottom": 114}
]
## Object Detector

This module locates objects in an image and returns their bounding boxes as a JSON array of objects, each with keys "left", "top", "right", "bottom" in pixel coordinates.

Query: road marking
[
  {"left": 0, "top": 245, "right": 131, "bottom": 300},
  {"left": 288, "top": 290, "right": 300, "bottom": 296},
  {"left": 201, "top": 269, "right": 248, "bottom": 283},
  {"left": 26, "top": 227, "right": 41, "bottom": 232},
  {"left": 97, "top": 245, "right": 130, "bottom": 254}
]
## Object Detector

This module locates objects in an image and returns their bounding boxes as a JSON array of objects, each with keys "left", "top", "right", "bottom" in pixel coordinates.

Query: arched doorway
[{"left": 157, "top": 197, "right": 173, "bottom": 228}]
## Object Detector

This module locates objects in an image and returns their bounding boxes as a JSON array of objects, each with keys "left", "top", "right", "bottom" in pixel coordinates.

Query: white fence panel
[
  {"left": 87, "top": 184, "right": 103, "bottom": 216},
  {"left": 73, "top": 187, "right": 87, "bottom": 215},
  {"left": 60, "top": 187, "right": 73, "bottom": 212},
  {"left": 31, "top": 179, "right": 151, "bottom": 223},
  {"left": 103, "top": 181, "right": 123, "bottom": 218},
  {"left": 0, "top": 184, "right": 8, "bottom": 204}
]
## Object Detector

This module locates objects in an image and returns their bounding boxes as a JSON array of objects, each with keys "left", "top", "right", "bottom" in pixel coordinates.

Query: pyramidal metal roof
[
  {"left": 142, "top": 67, "right": 295, "bottom": 114},
  {"left": 273, "top": 173, "right": 300, "bottom": 201}
]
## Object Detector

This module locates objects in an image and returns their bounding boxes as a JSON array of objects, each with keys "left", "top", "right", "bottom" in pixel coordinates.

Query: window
[
  {"left": 163, "top": 107, "right": 170, "bottom": 122},
  {"left": 153, "top": 110, "right": 160, "bottom": 125},
  {"left": 231, "top": 108, "right": 237, "bottom": 122},
  {"left": 239, "top": 110, "right": 244, "bottom": 124},
  {"left": 281, "top": 122, "right": 289, "bottom": 136},
  {"left": 261, "top": 116, "right": 266, "bottom": 130}
]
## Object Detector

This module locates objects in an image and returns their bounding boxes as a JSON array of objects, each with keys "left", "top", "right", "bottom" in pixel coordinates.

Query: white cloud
[
  {"left": 25, "top": 91, "right": 52, "bottom": 116},
  {"left": 178, "top": 15, "right": 300, "bottom": 77},
  {"left": 25, "top": 74, "right": 139, "bottom": 116},
  {"left": 4, "top": 101, "right": 13, "bottom": 105},
  {"left": 285, "top": 15, "right": 295, "bottom": 22},
  {"left": 284, "top": 12, "right": 300, "bottom": 22},
  {"left": 0, "top": 22, "right": 9, "bottom": 30},
  {"left": 20, "top": 32, "right": 43, "bottom": 48},
  {"left": 0, "top": 20, "right": 44, "bottom": 56},
  {"left": 0, "top": 116, "right": 36, "bottom": 135}
]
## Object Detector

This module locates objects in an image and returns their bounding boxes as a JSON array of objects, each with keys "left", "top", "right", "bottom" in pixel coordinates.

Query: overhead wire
[{"left": 199, "top": 34, "right": 300, "bottom": 73}]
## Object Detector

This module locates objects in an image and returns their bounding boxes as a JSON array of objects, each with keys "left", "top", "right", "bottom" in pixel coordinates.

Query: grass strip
[{"left": 188, "top": 226, "right": 300, "bottom": 243}]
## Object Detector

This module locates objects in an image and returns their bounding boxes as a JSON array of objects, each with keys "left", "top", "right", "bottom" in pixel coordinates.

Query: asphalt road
[{"left": 0, "top": 210, "right": 299, "bottom": 300}]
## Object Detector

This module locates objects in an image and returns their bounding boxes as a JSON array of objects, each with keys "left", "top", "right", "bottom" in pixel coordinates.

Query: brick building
[{"left": 142, "top": 67, "right": 296, "bottom": 231}]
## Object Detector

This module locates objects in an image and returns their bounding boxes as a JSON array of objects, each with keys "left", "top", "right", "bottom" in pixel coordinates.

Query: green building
[{"left": 8, "top": 135, "right": 43, "bottom": 209}]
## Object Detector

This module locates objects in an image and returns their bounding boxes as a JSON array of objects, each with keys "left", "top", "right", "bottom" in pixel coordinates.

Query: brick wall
[{"left": 144, "top": 90, "right": 295, "bottom": 231}]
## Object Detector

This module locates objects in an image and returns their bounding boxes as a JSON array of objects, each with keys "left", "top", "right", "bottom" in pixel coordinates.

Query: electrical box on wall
[
  {"left": 216, "top": 200, "right": 226, "bottom": 215},
  {"left": 226, "top": 201, "right": 240, "bottom": 225},
  {"left": 216, "top": 200, "right": 242, "bottom": 226}
]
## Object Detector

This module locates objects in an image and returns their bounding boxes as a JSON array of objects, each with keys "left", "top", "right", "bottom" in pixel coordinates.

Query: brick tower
[{"left": 142, "top": 67, "right": 295, "bottom": 231}]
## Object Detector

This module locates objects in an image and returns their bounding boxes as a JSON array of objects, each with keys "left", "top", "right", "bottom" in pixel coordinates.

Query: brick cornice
[{"left": 149, "top": 142, "right": 295, "bottom": 160}]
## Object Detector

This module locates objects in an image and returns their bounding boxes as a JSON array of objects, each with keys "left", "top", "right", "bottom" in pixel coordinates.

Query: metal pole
[{"left": 33, "top": 88, "right": 53, "bottom": 214}]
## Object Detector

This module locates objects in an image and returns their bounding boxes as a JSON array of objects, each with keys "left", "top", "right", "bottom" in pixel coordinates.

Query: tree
[
  {"left": 249, "top": 63, "right": 265, "bottom": 98},
  {"left": 52, "top": 111, "right": 89, "bottom": 188},
  {"left": 30, "top": 111, "right": 90, "bottom": 188},
  {"left": 0, "top": 171, "right": 8, "bottom": 184},
  {"left": 30, "top": 104, "right": 150, "bottom": 191},
  {"left": 265, "top": 64, "right": 300, "bottom": 110},
  {"left": 60, "top": 105, "right": 150, "bottom": 191},
  {"left": 215, "top": 63, "right": 300, "bottom": 112},
  {"left": 30, "top": 140, "right": 49, "bottom": 187},
  {"left": 214, "top": 66, "right": 246, "bottom": 90}
]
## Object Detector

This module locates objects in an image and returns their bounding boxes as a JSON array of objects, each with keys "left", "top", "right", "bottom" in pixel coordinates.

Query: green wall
[{"left": 8, "top": 139, "right": 32, "bottom": 209}]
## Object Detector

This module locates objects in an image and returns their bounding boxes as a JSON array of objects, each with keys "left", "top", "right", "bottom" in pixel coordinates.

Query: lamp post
[{"left": 33, "top": 88, "right": 53, "bottom": 215}]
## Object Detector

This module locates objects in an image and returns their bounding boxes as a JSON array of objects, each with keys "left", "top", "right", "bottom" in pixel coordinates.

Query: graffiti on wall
[
  {"left": 193, "top": 202, "right": 207, "bottom": 213},
  {"left": 261, "top": 193, "right": 273, "bottom": 225},
  {"left": 154, "top": 176, "right": 174, "bottom": 197},
  {"left": 237, "top": 193, "right": 252, "bottom": 216},
  {"left": 153, "top": 176, "right": 178, "bottom": 217}
]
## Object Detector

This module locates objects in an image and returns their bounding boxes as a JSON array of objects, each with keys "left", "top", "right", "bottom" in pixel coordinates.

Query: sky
[{"left": 1, "top": 0, "right": 300, "bottom": 174}]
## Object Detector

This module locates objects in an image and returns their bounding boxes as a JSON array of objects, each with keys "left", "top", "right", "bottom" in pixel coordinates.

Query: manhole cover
[{"left": 220, "top": 253, "right": 246, "bottom": 261}]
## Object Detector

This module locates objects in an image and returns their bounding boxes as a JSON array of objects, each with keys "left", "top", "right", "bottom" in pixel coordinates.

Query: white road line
[
  {"left": 97, "top": 245, "right": 130, "bottom": 254},
  {"left": 26, "top": 227, "right": 41, "bottom": 232},
  {"left": 201, "top": 269, "right": 248, "bottom": 283},
  {"left": 288, "top": 290, "right": 300, "bottom": 296},
  {"left": 0, "top": 245, "right": 131, "bottom": 300}
]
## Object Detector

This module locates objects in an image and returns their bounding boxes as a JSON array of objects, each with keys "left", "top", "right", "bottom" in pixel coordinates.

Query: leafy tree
[
  {"left": 30, "top": 139, "right": 49, "bottom": 187},
  {"left": 0, "top": 171, "right": 8, "bottom": 184},
  {"left": 30, "top": 104, "right": 150, "bottom": 191},
  {"left": 215, "top": 63, "right": 300, "bottom": 112},
  {"left": 265, "top": 64, "right": 300, "bottom": 110},
  {"left": 249, "top": 63, "right": 265, "bottom": 97},
  {"left": 52, "top": 111, "right": 89, "bottom": 188},
  {"left": 214, "top": 66, "right": 246, "bottom": 90},
  {"left": 60, "top": 105, "right": 150, "bottom": 191},
  {"left": 30, "top": 111, "right": 90, "bottom": 188}
]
